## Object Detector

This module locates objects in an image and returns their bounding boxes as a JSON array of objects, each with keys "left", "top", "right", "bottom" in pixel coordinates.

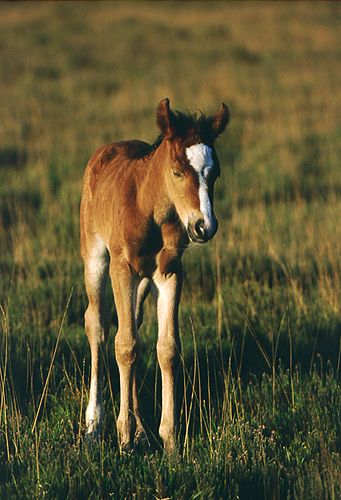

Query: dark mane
[
  {"left": 171, "top": 110, "right": 214, "bottom": 144},
  {"left": 124, "top": 134, "right": 164, "bottom": 160},
  {"left": 125, "top": 110, "right": 214, "bottom": 161},
  {"left": 149, "top": 133, "right": 164, "bottom": 154}
]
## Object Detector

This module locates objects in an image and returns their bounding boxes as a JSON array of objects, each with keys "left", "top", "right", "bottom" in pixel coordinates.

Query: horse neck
[{"left": 139, "top": 138, "right": 173, "bottom": 225}]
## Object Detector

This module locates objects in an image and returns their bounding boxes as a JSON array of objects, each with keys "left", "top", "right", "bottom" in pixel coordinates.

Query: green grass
[{"left": 0, "top": 1, "right": 340, "bottom": 498}]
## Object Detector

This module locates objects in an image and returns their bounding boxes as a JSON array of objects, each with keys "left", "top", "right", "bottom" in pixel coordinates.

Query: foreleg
[{"left": 153, "top": 265, "right": 182, "bottom": 452}]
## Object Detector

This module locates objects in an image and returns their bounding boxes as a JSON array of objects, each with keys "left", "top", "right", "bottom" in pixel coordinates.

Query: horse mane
[
  {"left": 124, "top": 134, "right": 164, "bottom": 160},
  {"left": 127, "top": 110, "right": 214, "bottom": 161},
  {"left": 149, "top": 134, "right": 164, "bottom": 153},
  {"left": 170, "top": 109, "right": 214, "bottom": 144}
]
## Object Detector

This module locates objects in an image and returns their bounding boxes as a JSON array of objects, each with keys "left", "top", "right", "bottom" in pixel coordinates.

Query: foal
[{"left": 80, "top": 98, "right": 229, "bottom": 452}]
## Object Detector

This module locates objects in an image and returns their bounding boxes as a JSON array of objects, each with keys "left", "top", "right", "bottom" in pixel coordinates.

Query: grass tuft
[{"left": 0, "top": 1, "right": 340, "bottom": 498}]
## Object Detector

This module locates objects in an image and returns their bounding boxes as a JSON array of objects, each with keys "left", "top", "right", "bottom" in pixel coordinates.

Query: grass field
[{"left": 0, "top": 1, "right": 340, "bottom": 498}]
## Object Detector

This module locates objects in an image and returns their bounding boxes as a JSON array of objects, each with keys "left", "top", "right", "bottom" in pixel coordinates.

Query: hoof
[
  {"left": 162, "top": 437, "right": 177, "bottom": 456},
  {"left": 82, "top": 430, "right": 101, "bottom": 458},
  {"left": 85, "top": 419, "right": 101, "bottom": 440},
  {"left": 85, "top": 403, "right": 103, "bottom": 436},
  {"left": 134, "top": 429, "right": 150, "bottom": 452},
  {"left": 85, "top": 429, "right": 100, "bottom": 443},
  {"left": 120, "top": 442, "right": 134, "bottom": 455}
]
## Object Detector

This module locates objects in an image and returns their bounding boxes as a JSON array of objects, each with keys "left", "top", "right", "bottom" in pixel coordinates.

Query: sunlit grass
[{"left": 0, "top": 1, "right": 340, "bottom": 498}]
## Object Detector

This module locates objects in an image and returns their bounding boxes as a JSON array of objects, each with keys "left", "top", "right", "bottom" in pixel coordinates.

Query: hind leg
[
  {"left": 133, "top": 278, "right": 151, "bottom": 448},
  {"left": 135, "top": 277, "right": 151, "bottom": 329},
  {"left": 83, "top": 236, "right": 109, "bottom": 436}
]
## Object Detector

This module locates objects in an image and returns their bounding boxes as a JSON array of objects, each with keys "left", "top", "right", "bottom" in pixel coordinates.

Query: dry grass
[{"left": 0, "top": 1, "right": 340, "bottom": 498}]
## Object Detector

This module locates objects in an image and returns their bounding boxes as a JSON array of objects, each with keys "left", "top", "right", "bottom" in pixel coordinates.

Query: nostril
[{"left": 194, "top": 219, "right": 205, "bottom": 237}]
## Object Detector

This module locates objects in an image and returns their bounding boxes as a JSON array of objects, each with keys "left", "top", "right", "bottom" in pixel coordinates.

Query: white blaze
[{"left": 185, "top": 143, "right": 215, "bottom": 236}]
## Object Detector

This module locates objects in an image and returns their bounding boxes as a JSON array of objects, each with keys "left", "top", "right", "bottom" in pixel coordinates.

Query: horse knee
[
  {"left": 115, "top": 329, "right": 138, "bottom": 366},
  {"left": 157, "top": 338, "right": 177, "bottom": 372},
  {"left": 85, "top": 305, "right": 106, "bottom": 344}
]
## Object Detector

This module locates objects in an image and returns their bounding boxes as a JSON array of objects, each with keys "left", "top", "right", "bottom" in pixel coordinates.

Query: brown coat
[{"left": 80, "top": 98, "right": 229, "bottom": 452}]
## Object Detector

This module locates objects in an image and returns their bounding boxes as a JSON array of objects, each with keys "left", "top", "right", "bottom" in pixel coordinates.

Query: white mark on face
[
  {"left": 185, "top": 143, "right": 216, "bottom": 237},
  {"left": 185, "top": 143, "right": 214, "bottom": 174}
]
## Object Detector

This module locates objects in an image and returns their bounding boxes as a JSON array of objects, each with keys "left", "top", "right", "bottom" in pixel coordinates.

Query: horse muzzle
[{"left": 187, "top": 216, "right": 218, "bottom": 243}]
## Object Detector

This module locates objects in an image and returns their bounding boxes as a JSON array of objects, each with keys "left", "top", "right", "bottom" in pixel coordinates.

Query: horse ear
[
  {"left": 156, "top": 98, "right": 176, "bottom": 139},
  {"left": 211, "top": 103, "right": 230, "bottom": 139}
]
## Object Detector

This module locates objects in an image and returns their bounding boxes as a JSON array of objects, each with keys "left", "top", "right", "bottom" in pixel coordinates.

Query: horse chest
[
  {"left": 125, "top": 222, "right": 161, "bottom": 277},
  {"left": 126, "top": 222, "right": 182, "bottom": 278}
]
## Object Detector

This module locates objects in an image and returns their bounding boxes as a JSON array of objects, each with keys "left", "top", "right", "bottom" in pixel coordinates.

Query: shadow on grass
[
  {"left": 0, "top": 146, "right": 27, "bottom": 169},
  {"left": 0, "top": 189, "right": 42, "bottom": 230},
  {"left": 1, "top": 285, "right": 339, "bottom": 450},
  {"left": 112, "top": 316, "right": 340, "bottom": 449}
]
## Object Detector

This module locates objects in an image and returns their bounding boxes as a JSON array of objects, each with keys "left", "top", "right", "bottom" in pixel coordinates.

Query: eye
[
  {"left": 173, "top": 169, "right": 183, "bottom": 178},
  {"left": 172, "top": 160, "right": 185, "bottom": 178}
]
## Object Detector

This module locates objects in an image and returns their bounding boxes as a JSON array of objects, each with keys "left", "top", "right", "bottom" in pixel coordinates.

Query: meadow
[{"left": 0, "top": 1, "right": 340, "bottom": 498}]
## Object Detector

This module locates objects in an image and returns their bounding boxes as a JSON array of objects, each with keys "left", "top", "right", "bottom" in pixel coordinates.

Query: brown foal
[{"left": 80, "top": 98, "right": 229, "bottom": 453}]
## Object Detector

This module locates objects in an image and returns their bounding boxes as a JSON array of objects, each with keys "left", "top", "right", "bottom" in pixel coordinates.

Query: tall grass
[{"left": 0, "top": 1, "right": 340, "bottom": 498}]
